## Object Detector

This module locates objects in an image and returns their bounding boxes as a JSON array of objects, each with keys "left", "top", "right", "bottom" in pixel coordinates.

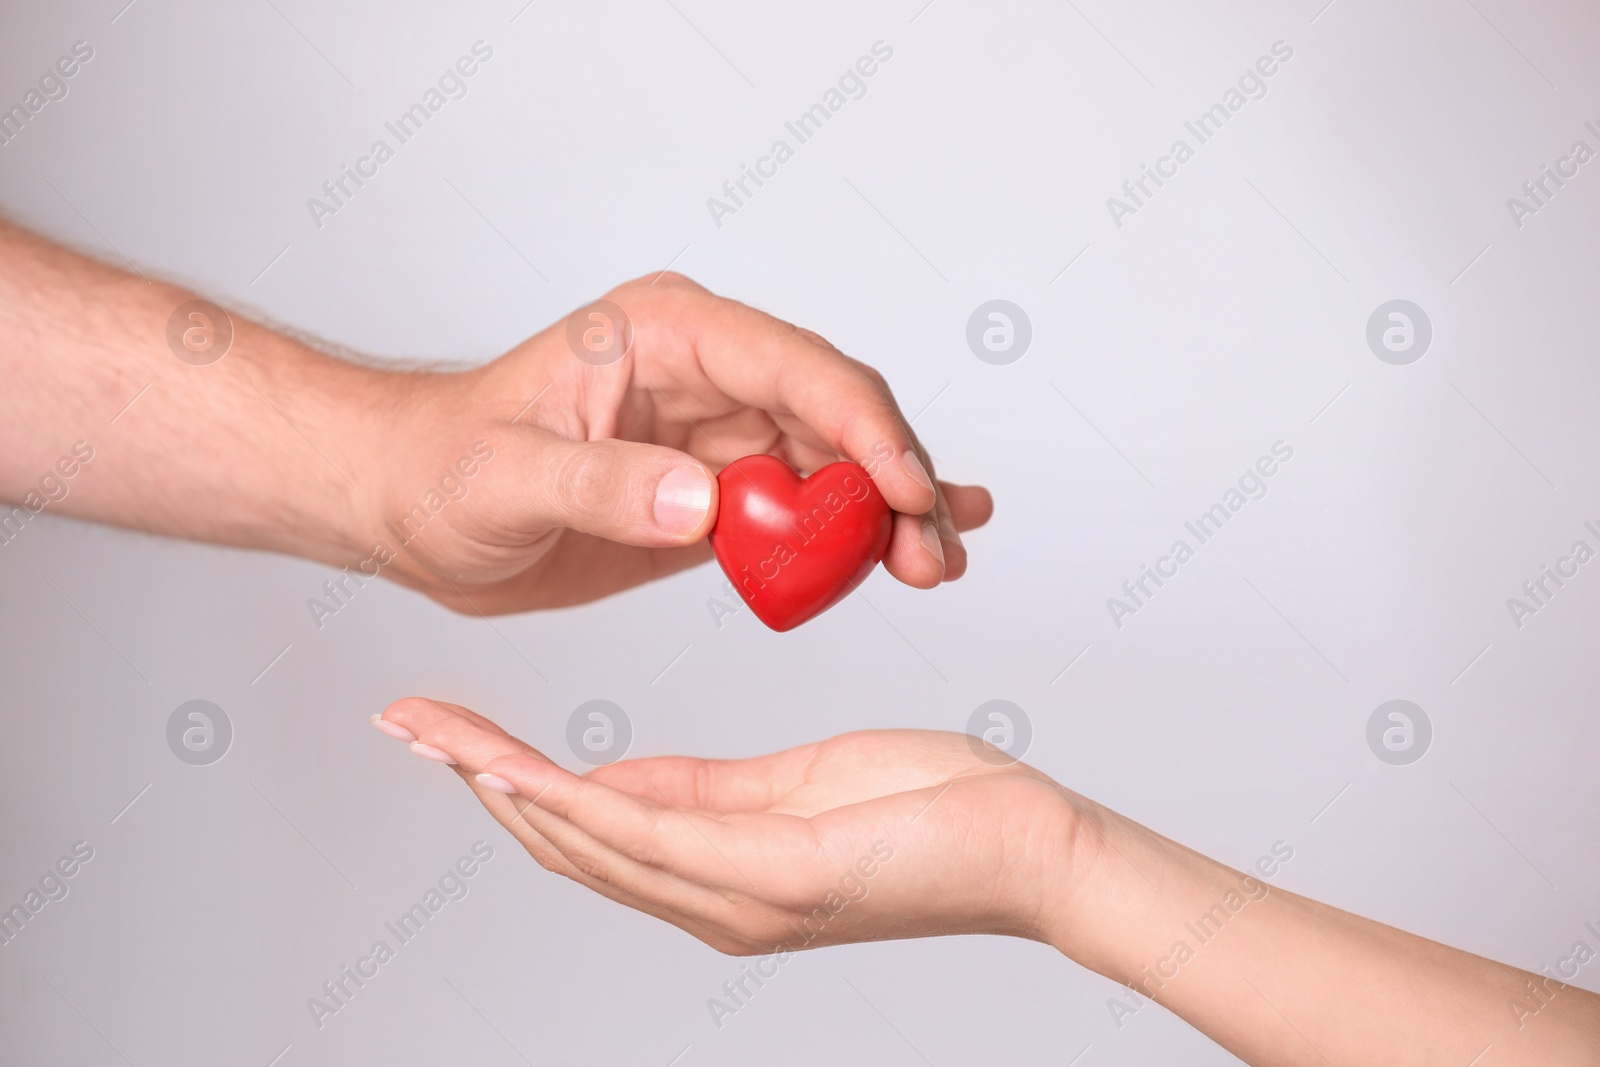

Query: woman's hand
[
  {"left": 374, "top": 698, "right": 1600, "bottom": 1066},
  {"left": 361, "top": 274, "right": 993, "bottom": 613},
  {"left": 373, "top": 698, "right": 1083, "bottom": 953}
]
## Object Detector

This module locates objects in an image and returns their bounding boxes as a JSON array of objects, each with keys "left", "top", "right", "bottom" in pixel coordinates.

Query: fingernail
[
  {"left": 654, "top": 464, "right": 713, "bottom": 536},
  {"left": 900, "top": 450, "right": 935, "bottom": 493},
  {"left": 370, "top": 714, "right": 416, "bottom": 743},
  {"left": 920, "top": 522, "right": 945, "bottom": 567},
  {"left": 938, "top": 512, "right": 963, "bottom": 551},
  {"left": 475, "top": 772, "right": 519, "bottom": 794},
  {"left": 410, "top": 741, "right": 456, "bottom": 765}
]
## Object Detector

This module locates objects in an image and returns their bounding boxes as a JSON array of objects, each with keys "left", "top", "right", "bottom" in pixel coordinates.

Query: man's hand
[
  {"left": 364, "top": 273, "right": 993, "bottom": 612},
  {"left": 0, "top": 215, "right": 990, "bottom": 614}
]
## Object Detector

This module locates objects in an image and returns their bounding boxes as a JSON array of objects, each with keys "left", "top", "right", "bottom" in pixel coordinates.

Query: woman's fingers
[
  {"left": 381, "top": 700, "right": 748, "bottom": 930},
  {"left": 381, "top": 697, "right": 550, "bottom": 765},
  {"left": 387, "top": 701, "right": 748, "bottom": 897},
  {"left": 450, "top": 765, "right": 591, "bottom": 882},
  {"left": 382, "top": 698, "right": 652, "bottom": 899},
  {"left": 380, "top": 698, "right": 581, "bottom": 875},
  {"left": 373, "top": 701, "right": 1056, "bottom": 952},
  {"left": 457, "top": 767, "right": 738, "bottom": 935},
  {"left": 377, "top": 697, "right": 504, "bottom": 739},
  {"left": 487, "top": 750, "right": 863, "bottom": 944},
  {"left": 584, "top": 744, "right": 820, "bottom": 812},
  {"left": 480, "top": 752, "right": 801, "bottom": 892}
]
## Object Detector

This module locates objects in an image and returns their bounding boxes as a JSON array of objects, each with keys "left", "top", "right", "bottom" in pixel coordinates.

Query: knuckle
[
  {"left": 701, "top": 931, "right": 757, "bottom": 955},
  {"left": 549, "top": 447, "right": 626, "bottom": 523},
  {"left": 791, "top": 325, "right": 837, "bottom": 352},
  {"left": 837, "top": 352, "right": 888, "bottom": 389},
  {"left": 624, "top": 809, "right": 667, "bottom": 867},
  {"left": 714, "top": 897, "right": 798, "bottom": 946},
  {"left": 610, "top": 271, "right": 702, "bottom": 308},
  {"left": 717, "top": 937, "right": 768, "bottom": 958},
  {"left": 528, "top": 848, "right": 563, "bottom": 875},
  {"left": 571, "top": 850, "right": 611, "bottom": 883},
  {"left": 750, "top": 913, "right": 800, "bottom": 947},
  {"left": 705, "top": 910, "right": 791, "bottom": 956}
]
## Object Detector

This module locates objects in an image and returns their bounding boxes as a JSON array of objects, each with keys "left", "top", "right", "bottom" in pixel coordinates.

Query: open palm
[{"left": 378, "top": 699, "right": 1081, "bottom": 954}]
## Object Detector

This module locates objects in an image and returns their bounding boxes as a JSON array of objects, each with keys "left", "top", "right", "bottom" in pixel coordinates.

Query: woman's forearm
[
  {"left": 0, "top": 217, "right": 392, "bottom": 561},
  {"left": 1050, "top": 797, "right": 1600, "bottom": 1065}
]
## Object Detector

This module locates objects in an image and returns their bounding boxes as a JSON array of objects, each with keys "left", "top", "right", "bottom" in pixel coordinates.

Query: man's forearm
[
  {"left": 0, "top": 217, "right": 394, "bottom": 562},
  {"left": 1052, "top": 798, "right": 1600, "bottom": 1065}
]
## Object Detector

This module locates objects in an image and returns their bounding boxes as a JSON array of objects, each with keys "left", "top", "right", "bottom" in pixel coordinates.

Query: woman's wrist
[
  {"left": 1033, "top": 785, "right": 1135, "bottom": 967},
  {"left": 1035, "top": 788, "right": 1264, "bottom": 990}
]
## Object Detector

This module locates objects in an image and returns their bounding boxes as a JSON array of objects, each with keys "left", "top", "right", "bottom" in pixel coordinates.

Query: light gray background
[{"left": 2, "top": 0, "right": 1598, "bottom": 1064}]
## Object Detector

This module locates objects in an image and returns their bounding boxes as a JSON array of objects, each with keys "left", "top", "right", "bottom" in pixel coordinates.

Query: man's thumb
[{"left": 530, "top": 436, "right": 717, "bottom": 546}]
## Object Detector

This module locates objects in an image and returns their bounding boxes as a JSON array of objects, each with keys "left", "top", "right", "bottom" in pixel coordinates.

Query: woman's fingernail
[
  {"left": 900, "top": 450, "right": 935, "bottom": 493},
  {"left": 410, "top": 741, "right": 456, "bottom": 765},
  {"left": 920, "top": 521, "right": 945, "bottom": 567},
  {"left": 475, "top": 772, "right": 519, "bottom": 794},
  {"left": 654, "top": 464, "right": 713, "bottom": 536},
  {"left": 370, "top": 714, "right": 416, "bottom": 743}
]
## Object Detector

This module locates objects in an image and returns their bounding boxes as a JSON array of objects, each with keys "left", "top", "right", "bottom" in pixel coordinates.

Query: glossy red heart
[{"left": 710, "top": 455, "right": 893, "bottom": 632}]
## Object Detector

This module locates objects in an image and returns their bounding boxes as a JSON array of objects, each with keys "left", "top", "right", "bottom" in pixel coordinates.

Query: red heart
[{"left": 709, "top": 455, "right": 893, "bottom": 632}]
